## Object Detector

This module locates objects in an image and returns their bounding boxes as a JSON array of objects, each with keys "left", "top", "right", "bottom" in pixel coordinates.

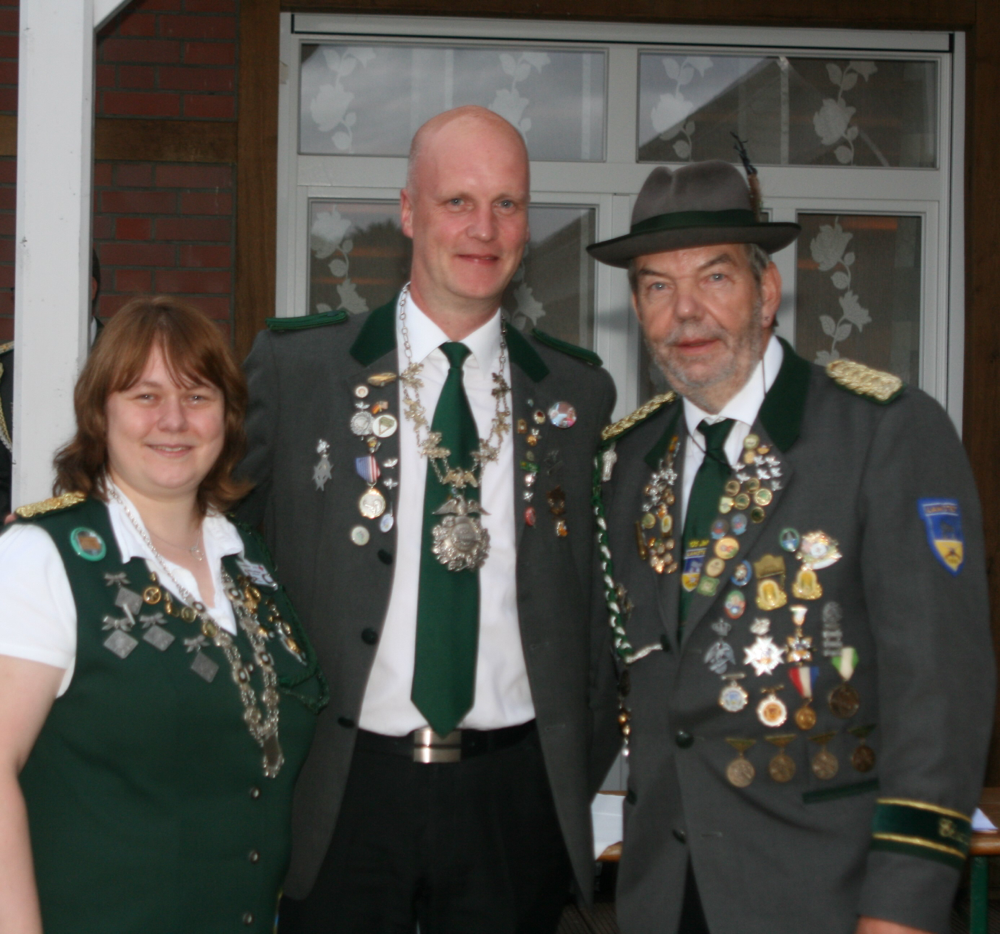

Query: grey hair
[{"left": 627, "top": 242, "right": 772, "bottom": 294}]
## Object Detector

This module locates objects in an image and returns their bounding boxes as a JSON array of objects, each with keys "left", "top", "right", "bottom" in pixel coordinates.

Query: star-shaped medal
[{"left": 744, "top": 635, "right": 786, "bottom": 676}]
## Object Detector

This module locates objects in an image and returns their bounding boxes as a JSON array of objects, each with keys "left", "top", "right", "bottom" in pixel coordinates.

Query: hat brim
[{"left": 587, "top": 222, "right": 802, "bottom": 268}]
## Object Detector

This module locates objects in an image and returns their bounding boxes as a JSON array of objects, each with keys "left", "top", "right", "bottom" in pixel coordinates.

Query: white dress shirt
[
  {"left": 359, "top": 291, "right": 534, "bottom": 736},
  {"left": 0, "top": 483, "right": 244, "bottom": 696},
  {"left": 680, "top": 335, "right": 784, "bottom": 522}
]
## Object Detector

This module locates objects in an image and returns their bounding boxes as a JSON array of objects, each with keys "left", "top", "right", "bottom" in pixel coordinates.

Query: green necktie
[
  {"left": 412, "top": 342, "right": 480, "bottom": 737},
  {"left": 679, "top": 418, "right": 734, "bottom": 627}
]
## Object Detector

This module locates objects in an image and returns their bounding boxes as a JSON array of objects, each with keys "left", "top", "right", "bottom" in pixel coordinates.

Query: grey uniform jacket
[
  {"left": 597, "top": 342, "right": 994, "bottom": 934},
  {"left": 238, "top": 299, "right": 618, "bottom": 900}
]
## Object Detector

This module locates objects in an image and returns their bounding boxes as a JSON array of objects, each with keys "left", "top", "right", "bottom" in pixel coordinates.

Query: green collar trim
[
  {"left": 505, "top": 324, "right": 549, "bottom": 382},
  {"left": 644, "top": 404, "right": 682, "bottom": 469},
  {"left": 349, "top": 299, "right": 397, "bottom": 366},
  {"left": 631, "top": 208, "right": 757, "bottom": 236},
  {"left": 759, "top": 338, "right": 810, "bottom": 452}
]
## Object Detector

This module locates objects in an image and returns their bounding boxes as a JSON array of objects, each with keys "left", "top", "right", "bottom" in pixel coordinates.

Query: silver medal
[
  {"left": 350, "top": 411, "right": 373, "bottom": 436},
  {"left": 431, "top": 494, "right": 491, "bottom": 571},
  {"left": 313, "top": 439, "right": 333, "bottom": 491}
]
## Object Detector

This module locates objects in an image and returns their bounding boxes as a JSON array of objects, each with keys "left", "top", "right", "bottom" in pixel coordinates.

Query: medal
[
  {"left": 719, "top": 673, "right": 749, "bottom": 712},
  {"left": 371, "top": 413, "right": 398, "bottom": 438},
  {"left": 601, "top": 443, "right": 617, "bottom": 481},
  {"left": 367, "top": 371, "right": 397, "bottom": 387},
  {"left": 730, "top": 560, "right": 752, "bottom": 587},
  {"left": 350, "top": 411, "right": 373, "bottom": 436},
  {"left": 313, "top": 439, "right": 333, "bottom": 491},
  {"left": 724, "top": 589, "right": 745, "bottom": 619},
  {"left": 809, "top": 732, "right": 839, "bottom": 780},
  {"left": 639, "top": 444, "right": 680, "bottom": 575},
  {"left": 715, "top": 536, "right": 739, "bottom": 560},
  {"left": 710, "top": 518, "right": 728, "bottom": 539},
  {"left": 704, "top": 557, "right": 725, "bottom": 578},
  {"left": 380, "top": 509, "right": 395, "bottom": 533},
  {"left": 797, "top": 531, "right": 842, "bottom": 570},
  {"left": 785, "top": 605, "right": 814, "bottom": 664},
  {"left": 757, "top": 686, "right": 788, "bottom": 727},
  {"left": 359, "top": 487, "right": 386, "bottom": 519},
  {"left": 753, "top": 555, "right": 787, "bottom": 610},
  {"left": 789, "top": 664, "right": 820, "bottom": 730},
  {"left": 821, "top": 601, "right": 844, "bottom": 656},
  {"left": 780, "top": 528, "right": 800, "bottom": 552},
  {"left": 725, "top": 738, "right": 756, "bottom": 787},
  {"left": 744, "top": 633, "right": 785, "bottom": 677},
  {"left": 731, "top": 513, "right": 748, "bottom": 535},
  {"left": 829, "top": 646, "right": 860, "bottom": 718},
  {"left": 704, "top": 620, "right": 736, "bottom": 674},
  {"left": 350, "top": 525, "right": 370, "bottom": 546},
  {"left": 354, "top": 384, "right": 370, "bottom": 399},
  {"left": 766, "top": 734, "right": 797, "bottom": 782},
  {"left": 696, "top": 575, "right": 720, "bottom": 597},
  {"left": 849, "top": 724, "right": 877, "bottom": 772},
  {"left": 235, "top": 557, "right": 277, "bottom": 589},
  {"left": 431, "top": 494, "right": 491, "bottom": 571}
]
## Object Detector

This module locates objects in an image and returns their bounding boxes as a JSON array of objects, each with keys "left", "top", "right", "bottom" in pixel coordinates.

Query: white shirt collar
[
  {"left": 683, "top": 334, "right": 784, "bottom": 437},
  {"left": 106, "top": 482, "right": 244, "bottom": 566},
  {"left": 400, "top": 289, "right": 502, "bottom": 373}
]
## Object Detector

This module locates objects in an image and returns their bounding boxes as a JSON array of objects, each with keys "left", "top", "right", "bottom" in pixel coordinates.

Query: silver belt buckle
[{"left": 413, "top": 728, "right": 462, "bottom": 764}]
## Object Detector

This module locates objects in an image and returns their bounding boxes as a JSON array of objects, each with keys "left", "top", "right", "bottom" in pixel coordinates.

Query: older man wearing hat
[{"left": 589, "top": 160, "right": 994, "bottom": 934}]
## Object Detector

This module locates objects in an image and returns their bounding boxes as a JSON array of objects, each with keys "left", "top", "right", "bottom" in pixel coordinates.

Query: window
[{"left": 278, "top": 15, "right": 964, "bottom": 426}]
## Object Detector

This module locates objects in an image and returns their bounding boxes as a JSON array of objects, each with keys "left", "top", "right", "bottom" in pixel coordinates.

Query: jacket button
[
  {"left": 377, "top": 549, "right": 393, "bottom": 565},
  {"left": 361, "top": 628, "right": 379, "bottom": 645},
  {"left": 626, "top": 789, "right": 637, "bottom": 804},
  {"left": 338, "top": 716, "right": 356, "bottom": 729},
  {"left": 249, "top": 786, "right": 261, "bottom": 800},
  {"left": 675, "top": 730, "right": 693, "bottom": 748},
  {"left": 242, "top": 912, "right": 254, "bottom": 925},
  {"left": 248, "top": 849, "right": 260, "bottom": 863},
  {"left": 672, "top": 828, "right": 687, "bottom": 843}
]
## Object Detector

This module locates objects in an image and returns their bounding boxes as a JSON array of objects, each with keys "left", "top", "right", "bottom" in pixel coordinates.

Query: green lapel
[
  {"left": 759, "top": 338, "right": 811, "bottom": 452},
  {"left": 644, "top": 404, "right": 683, "bottom": 469},
  {"left": 505, "top": 323, "right": 549, "bottom": 383},
  {"left": 349, "top": 299, "right": 397, "bottom": 365}
]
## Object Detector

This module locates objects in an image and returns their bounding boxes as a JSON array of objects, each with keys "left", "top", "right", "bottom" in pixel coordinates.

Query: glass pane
[
  {"left": 794, "top": 214, "right": 922, "bottom": 383},
  {"left": 637, "top": 54, "right": 937, "bottom": 168},
  {"left": 307, "top": 199, "right": 596, "bottom": 347},
  {"left": 300, "top": 43, "right": 606, "bottom": 162}
]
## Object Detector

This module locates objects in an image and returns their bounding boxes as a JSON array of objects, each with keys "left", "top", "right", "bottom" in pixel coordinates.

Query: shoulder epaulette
[
  {"left": 601, "top": 391, "right": 677, "bottom": 442},
  {"left": 15, "top": 491, "right": 87, "bottom": 518},
  {"left": 826, "top": 358, "right": 904, "bottom": 404},
  {"left": 0, "top": 341, "right": 12, "bottom": 356},
  {"left": 266, "top": 310, "right": 349, "bottom": 332},
  {"left": 531, "top": 328, "right": 603, "bottom": 367}
]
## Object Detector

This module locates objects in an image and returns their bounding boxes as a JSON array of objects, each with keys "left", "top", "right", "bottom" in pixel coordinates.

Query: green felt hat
[{"left": 587, "top": 161, "right": 801, "bottom": 268}]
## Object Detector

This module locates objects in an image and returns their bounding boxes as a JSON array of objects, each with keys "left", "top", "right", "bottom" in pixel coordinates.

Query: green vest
[{"left": 17, "top": 497, "right": 327, "bottom": 934}]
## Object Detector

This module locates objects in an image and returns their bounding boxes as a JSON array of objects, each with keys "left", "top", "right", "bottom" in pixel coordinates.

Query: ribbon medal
[
  {"left": 356, "top": 456, "right": 386, "bottom": 519},
  {"left": 789, "top": 664, "right": 820, "bottom": 730},
  {"left": 828, "top": 646, "right": 860, "bottom": 718},
  {"left": 917, "top": 498, "right": 965, "bottom": 574}
]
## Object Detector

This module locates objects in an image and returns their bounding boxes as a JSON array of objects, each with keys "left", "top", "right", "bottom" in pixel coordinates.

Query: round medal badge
[
  {"left": 704, "top": 557, "right": 726, "bottom": 578},
  {"left": 710, "top": 518, "right": 728, "bottom": 539},
  {"left": 726, "top": 757, "right": 755, "bottom": 788},
  {"left": 69, "top": 527, "right": 107, "bottom": 561},
  {"left": 733, "top": 493, "right": 751, "bottom": 511},
  {"left": 724, "top": 479, "right": 741, "bottom": 497},
  {"left": 754, "top": 487, "right": 773, "bottom": 506},
  {"left": 350, "top": 525, "right": 370, "bottom": 546},
  {"left": 851, "top": 745, "right": 877, "bottom": 773},
  {"left": 828, "top": 682, "right": 860, "bottom": 719},
  {"left": 768, "top": 753, "right": 796, "bottom": 783},
  {"left": 730, "top": 513, "right": 748, "bottom": 535},
  {"left": 811, "top": 749, "right": 839, "bottom": 780},
  {"left": 724, "top": 590, "right": 746, "bottom": 620},
  {"left": 794, "top": 704, "right": 818, "bottom": 731},
  {"left": 715, "top": 537, "right": 739, "bottom": 560},
  {"left": 371, "top": 413, "right": 398, "bottom": 439},
  {"left": 350, "top": 411, "right": 373, "bottom": 437},
  {"left": 744, "top": 477, "right": 761, "bottom": 494},
  {"left": 757, "top": 694, "right": 788, "bottom": 728},
  {"left": 547, "top": 401, "right": 577, "bottom": 429},
  {"left": 780, "top": 528, "right": 800, "bottom": 552},
  {"left": 719, "top": 681, "right": 749, "bottom": 713},
  {"left": 359, "top": 488, "right": 386, "bottom": 519},
  {"left": 731, "top": 560, "right": 752, "bottom": 587}
]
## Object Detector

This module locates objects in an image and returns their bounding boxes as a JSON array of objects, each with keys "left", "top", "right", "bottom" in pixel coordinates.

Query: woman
[{"left": 0, "top": 296, "right": 327, "bottom": 934}]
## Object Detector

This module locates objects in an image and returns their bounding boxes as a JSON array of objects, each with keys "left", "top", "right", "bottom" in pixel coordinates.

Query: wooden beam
[
  {"left": 281, "top": 0, "right": 976, "bottom": 29},
  {"left": 964, "top": 1, "right": 1000, "bottom": 784},
  {"left": 235, "top": 0, "right": 281, "bottom": 360},
  {"left": 0, "top": 115, "right": 236, "bottom": 163}
]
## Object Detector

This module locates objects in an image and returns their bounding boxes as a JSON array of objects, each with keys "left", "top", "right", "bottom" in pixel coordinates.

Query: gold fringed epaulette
[
  {"left": 601, "top": 391, "right": 677, "bottom": 442},
  {"left": 15, "top": 491, "right": 87, "bottom": 518},
  {"left": 826, "top": 358, "right": 904, "bottom": 404}
]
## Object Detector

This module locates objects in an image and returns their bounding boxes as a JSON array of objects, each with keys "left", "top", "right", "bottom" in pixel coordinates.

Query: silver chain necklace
[
  {"left": 107, "top": 483, "right": 285, "bottom": 777},
  {"left": 397, "top": 283, "right": 512, "bottom": 571}
]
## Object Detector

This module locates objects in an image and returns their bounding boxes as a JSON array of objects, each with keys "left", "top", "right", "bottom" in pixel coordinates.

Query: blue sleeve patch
[{"left": 917, "top": 499, "right": 964, "bottom": 575}]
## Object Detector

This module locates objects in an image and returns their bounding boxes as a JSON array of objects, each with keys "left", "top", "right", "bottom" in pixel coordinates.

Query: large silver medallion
[{"left": 431, "top": 495, "right": 491, "bottom": 571}]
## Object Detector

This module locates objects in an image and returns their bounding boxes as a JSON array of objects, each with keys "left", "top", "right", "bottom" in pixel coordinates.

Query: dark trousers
[{"left": 279, "top": 723, "right": 573, "bottom": 934}]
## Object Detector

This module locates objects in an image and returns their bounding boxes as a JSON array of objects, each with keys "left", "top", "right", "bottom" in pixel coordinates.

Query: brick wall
[{"left": 0, "top": 0, "right": 238, "bottom": 342}]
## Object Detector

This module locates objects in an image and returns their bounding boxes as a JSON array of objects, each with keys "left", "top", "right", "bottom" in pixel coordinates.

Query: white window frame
[{"left": 277, "top": 14, "right": 965, "bottom": 428}]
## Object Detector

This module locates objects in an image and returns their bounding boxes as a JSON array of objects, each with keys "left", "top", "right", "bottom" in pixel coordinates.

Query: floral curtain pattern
[
  {"left": 638, "top": 54, "right": 937, "bottom": 168},
  {"left": 795, "top": 214, "right": 922, "bottom": 383},
  {"left": 307, "top": 200, "right": 596, "bottom": 347},
  {"left": 299, "top": 44, "right": 606, "bottom": 162}
]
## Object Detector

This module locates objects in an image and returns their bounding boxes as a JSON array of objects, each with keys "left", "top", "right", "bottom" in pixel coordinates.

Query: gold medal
[
  {"left": 724, "top": 479, "right": 740, "bottom": 496},
  {"left": 744, "top": 433, "right": 760, "bottom": 450},
  {"left": 766, "top": 734, "right": 796, "bottom": 782},
  {"left": 367, "top": 372, "right": 398, "bottom": 387},
  {"left": 359, "top": 487, "right": 387, "bottom": 519},
  {"left": 754, "top": 487, "right": 773, "bottom": 506},
  {"left": 757, "top": 686, "right": 787, "bottom": 728},
  {"left": 809, "top": 732, "right": 839, "bottom": 780},
  {"left": 719, "top": 495, "right": 734, "bottom": 514},
  {"left": 849, "top": 724, "right": 876, "bottom": 772},
  {"left": 704, "top": 557, "right": 725, "bottom": 578},
  {"left": 828, "top": 682, "right": 860, "bottom": 719},
  {"left": 733, "top": 493, "right": 751, "bottom": 511},
  {"left": 794, "top": 702, "right": 817, "bottom": 731},
  {"left": 715, "top": 536, "right": 739, "bottom": 560},
  {"left": 719, "top": 674, "right": 748, "bottom": 712},
  {"left": 725, "top": 738, "right": 756, "bottom": 788},
  {"left": 143, "top": 585, "right": 162, "bottom": 605}
]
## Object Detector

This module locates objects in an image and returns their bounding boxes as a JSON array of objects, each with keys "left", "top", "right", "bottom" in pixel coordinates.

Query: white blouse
[{"left": 0, "top": 486, "right": 245, "bottom": 696}]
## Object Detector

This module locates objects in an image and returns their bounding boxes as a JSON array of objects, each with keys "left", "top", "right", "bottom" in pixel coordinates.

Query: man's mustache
[{"left": 660, "top": 324, "right": 729, "bottom": 348}]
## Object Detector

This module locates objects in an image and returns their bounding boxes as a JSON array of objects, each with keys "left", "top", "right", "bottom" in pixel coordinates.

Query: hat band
[{"left": 630, "top": 208, "right": 758, "bottom": 236}]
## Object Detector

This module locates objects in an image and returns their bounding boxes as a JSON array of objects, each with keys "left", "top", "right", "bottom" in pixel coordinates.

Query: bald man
[{"left": 239, "top": 106, "right": 619, "bottom": 933}]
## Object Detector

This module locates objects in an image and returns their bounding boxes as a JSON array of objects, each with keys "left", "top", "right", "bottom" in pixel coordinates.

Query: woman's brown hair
[{"left": 53, "top": 295, "right": 252, "bottom": 514}]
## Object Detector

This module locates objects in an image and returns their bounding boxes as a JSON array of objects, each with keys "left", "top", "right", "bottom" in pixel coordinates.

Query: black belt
[{"left": 356, "top": 720, "right": 536, "bottom": 764}]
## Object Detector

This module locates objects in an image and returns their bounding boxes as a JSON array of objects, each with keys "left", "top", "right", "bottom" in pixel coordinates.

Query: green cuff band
[
  {"left": 629, "top": 208, "right": 758, "bottom": 236},
  {"left": 871, "top": 798, "right": 972, "bottom": 871},
  {"left": 266, "top": 309, "right": 348, "bottom": 331}
]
